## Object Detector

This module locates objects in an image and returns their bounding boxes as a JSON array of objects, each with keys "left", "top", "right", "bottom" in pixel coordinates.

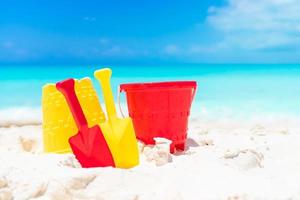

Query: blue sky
[{"left": 1, "top": 0, "right": 300, "bottom": 64}]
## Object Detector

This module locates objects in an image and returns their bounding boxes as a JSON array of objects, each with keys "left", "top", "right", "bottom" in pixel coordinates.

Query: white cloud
[
  {"left": 164, "top": 44, "right": 180, "bottom": 55},
  {"left": 98, "top": 38, "right": 109, "bottom": 44},
  {"left": 188, "top": 43, "right": 227, "bottom": 54},
  {"left": 102, "top": 46, "right": 122, "bottom": 56},
  {"left": 2, "top": 41, "right": 14, "bottom": 48},
  {"left": 100, "top": 45, "right": 136, "bottom": 57},
  {"left": 207, "top": 0, "right": 300, "bottom": 49},
  {"left": 83, "top": 16, "right": 96, "bottom": 22}
]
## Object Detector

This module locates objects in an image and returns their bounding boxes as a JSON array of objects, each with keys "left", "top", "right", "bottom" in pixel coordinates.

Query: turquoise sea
[{"left": 1, "top": 64, "right": 300, "bottom": 117}]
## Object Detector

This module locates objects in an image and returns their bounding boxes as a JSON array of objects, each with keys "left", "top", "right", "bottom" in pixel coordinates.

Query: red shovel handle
[{"left": 56, "top": 79, "right": 89, "bottom": 133}]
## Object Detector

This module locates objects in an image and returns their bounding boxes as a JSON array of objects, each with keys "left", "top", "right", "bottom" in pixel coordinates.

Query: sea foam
[
  {"left": 1, "top": 104, "right": 300, "bottom": 129},
  {"left": 0, "top": 107, "right": 42, "bottom": 127}
]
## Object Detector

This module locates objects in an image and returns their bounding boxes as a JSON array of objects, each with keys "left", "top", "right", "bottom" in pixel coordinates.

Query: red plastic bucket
[{"left": 120, "top": 81, "right": 197, "bottom": 153}]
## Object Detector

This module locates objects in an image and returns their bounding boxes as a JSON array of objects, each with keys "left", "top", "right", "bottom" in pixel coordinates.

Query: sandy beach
[
  {"left": 2, "top": 0, "right": 300, "bottom": 198},
  {"left": 1, "top": 107, "right": 300, "bottom": 200}
]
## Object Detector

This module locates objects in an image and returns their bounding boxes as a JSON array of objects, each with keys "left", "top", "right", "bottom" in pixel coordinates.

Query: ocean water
[{"left": 1, "top": 64, "right": 300, "bottom": 124}]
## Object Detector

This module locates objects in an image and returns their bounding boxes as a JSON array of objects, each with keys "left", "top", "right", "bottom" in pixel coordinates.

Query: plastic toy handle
[
  {"left": 56, "top": 79, "right": 89, "bottom": 133},
  {"left": 191, "top": 82, "right": 197, "bottom": 101},
  {"left": 118, "top": 87, "right": 126, "bottom": 118},
  {"left": 94, "top": 68, "right": 117, "bottom": 120}
]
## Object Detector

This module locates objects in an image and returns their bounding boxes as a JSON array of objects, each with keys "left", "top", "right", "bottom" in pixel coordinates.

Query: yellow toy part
[
  {"left": 94, "top": 68, "right": 139, "bottom": 169},
  {"left": 42, "top": 77, "right": 106, "bottom": 153}
]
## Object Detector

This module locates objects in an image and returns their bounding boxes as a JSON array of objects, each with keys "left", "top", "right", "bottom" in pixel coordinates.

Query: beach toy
[
  {"left": 42, "top": 78, "right": 106, "bottom": 153},
  {"left": 120, "top": 81, "right": 197, "bottom": 153},
  {"left": 56, "top": 79, "right": 115, "bottom": 168},
  {"left": 94, "top": 68, "right": 139, "bottom": 169}
]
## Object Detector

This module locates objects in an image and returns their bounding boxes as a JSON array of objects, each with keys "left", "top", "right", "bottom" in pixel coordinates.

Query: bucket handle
[
  {"left": 191, "top": 83, "right": 197, "bottom": 101},
  {"left": 118, "top": 86, "right": 126, "bottom": 118}
]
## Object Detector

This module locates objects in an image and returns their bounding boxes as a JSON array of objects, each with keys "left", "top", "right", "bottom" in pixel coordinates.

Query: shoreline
[{"left": 2, "top": 103, "right": 300, "bottom": 127}]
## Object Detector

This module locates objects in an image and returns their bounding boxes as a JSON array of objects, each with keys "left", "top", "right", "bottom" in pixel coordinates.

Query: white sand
[{"left": 1, "top": 110, "right": 300, "bottom": 199}]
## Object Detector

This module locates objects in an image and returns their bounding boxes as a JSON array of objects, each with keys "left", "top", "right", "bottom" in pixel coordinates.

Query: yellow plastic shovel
[{"left": 94, "top": 68, "right": 139, "bottom": 168}]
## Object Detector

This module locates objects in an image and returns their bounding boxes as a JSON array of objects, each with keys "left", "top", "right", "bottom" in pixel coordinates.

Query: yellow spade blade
[
  {"left": 94, "top": 68, "right": 139, "bottom": 168},
  {"left": 42, "top": 78, "right": 106, "bottom": 153}
]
